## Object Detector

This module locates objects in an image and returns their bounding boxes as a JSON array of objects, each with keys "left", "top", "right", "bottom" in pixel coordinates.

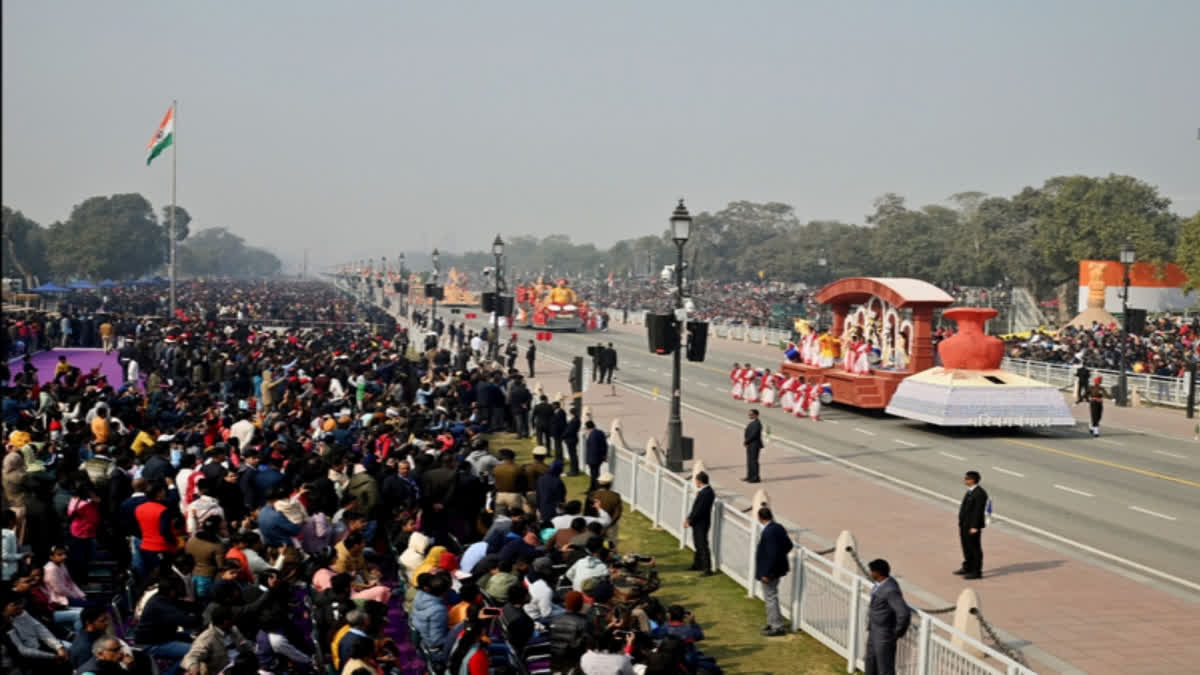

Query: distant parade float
[
  {"left": 777, "top": 277, "right": 1073, "bottom": 427},
  {"left": 516, "top": 277, "right": 593, "bottom": 332}
]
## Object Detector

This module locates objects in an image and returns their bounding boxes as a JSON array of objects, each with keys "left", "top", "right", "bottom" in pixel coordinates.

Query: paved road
[{"left": 498, "top": 320, "right": 1200, "bottom": 592}]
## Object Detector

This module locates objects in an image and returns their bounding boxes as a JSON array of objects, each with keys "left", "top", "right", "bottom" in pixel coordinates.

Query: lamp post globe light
[
  {"left": 667, "top": 199, "right": 691, "bottom": 472},
  {"left": 1118, "top": 240, "right": 1135, "bottom": 406},
  {"left": 492, "top": 234, "right": 505, "bottom": 358}
]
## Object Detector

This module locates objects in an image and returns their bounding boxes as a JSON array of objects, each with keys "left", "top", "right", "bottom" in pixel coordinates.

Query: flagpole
[{"left": 169, "top": 99, "right": 177, "bottom": 317}]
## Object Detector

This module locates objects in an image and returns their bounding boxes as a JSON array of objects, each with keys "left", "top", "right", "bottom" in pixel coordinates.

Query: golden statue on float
[{"left": 515, "top": 276, "right": 592, "bottom": 332}]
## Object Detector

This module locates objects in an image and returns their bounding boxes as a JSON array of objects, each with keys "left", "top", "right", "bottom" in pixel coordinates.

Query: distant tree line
[
  {"left": 440, "top": 174, "right": 1197, "bottom": 300},
  {"left": 2, "top": 193, "right": 282, "bottom": 284}
]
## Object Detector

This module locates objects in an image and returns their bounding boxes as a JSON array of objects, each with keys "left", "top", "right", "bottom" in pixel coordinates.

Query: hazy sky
[{"left": 4, "top": 1, "right": 1198, "bottom": 270}]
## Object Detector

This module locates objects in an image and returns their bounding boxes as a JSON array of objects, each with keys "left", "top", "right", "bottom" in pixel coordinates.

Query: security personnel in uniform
[{"left": 492, "top": 449, "right": 526, "bottom": 513}]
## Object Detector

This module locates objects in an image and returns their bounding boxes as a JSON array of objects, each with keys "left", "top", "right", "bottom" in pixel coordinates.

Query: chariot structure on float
[{"left": 781, "top": 277, "right": 953, "bottom": 409}]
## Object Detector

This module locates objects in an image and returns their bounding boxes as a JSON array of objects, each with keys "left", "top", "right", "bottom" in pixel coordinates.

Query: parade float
[
  {"left": 780, "top": 277, "right": 1073, "bottom": 426},
  {"left": 516, "top": 277, "right": 592, "bottom": 331}
]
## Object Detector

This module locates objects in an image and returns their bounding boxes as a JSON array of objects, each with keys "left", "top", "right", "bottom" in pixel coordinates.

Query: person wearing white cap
[
  {"left": 522, "top": 446, "right": 550, "bottom": 507},
  {"left": 592, "top": 472, "right": 622, "bottom": 546}
]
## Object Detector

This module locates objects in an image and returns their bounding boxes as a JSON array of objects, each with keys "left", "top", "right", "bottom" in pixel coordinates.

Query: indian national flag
[{"left": 145, "top": 105, "right": 174, "bottom": 165}]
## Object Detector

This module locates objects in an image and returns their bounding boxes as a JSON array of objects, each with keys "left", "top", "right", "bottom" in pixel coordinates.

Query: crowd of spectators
[
  {"left": 2, "top": 280, "right": 722, "bottom": 675},
  {"left": 556, "top": 279, "right": 807, "bottom": 327},
  {"left": 1004, "top": 314, "right": 1196, "bottom": 378}
]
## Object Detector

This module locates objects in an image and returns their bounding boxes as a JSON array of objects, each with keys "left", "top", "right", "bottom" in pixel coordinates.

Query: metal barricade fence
[
  {"left": 1001, "top": 357, "right": 1188, "bottom": 407},
  {"left": 605, "top": 441, "right": 1037, "bottom": 675}
]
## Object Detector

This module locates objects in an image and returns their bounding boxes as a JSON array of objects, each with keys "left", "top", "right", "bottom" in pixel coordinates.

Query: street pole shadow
[{"left": 983, "top": 560, "right": 1066, "bottom": 578}]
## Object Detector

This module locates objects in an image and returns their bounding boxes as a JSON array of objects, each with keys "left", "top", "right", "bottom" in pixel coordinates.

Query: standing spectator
[
  {"left": 955, "top": 471, "right": 988, "bottom": 580},
  {"left": 754, "top": 507, "right": 792, "bottom": 637},
  {"left": 492, "top": 449, "right": 526, "bottom": 514},
  {"left": 583, "top": 421, "right": 607, "bottom": 491},
  {"left": 525, "top": 339, "right": 537, "bottom": 377},
  {"left": 65, "top": 485, "right": 101, "bottom": 583},
  {"left": 135, "top": 481, "right": 178, "bottom": 577},
  {"left": 532, "top": 396, "right": 554, "bottom": 449},
  {"left": 865, "top": 558, "right": 911, "bottom": 675},
  {"left": 684, "top": 471, "right": 715, "bottom": 576},
  {"left": 98, "top": 318, "right": 115, "bottom": 354},
  {"left": 549, "top": 401, "right": 567, "bottom": 459},
  {"left": 563, "top": 406, "right": 582, "bottom": 477},
  {"left": 536, "top": 459, "right": 566, "bottom": 524},
  {"left": 742, "top": 409, "right": 763, "bottom": 484},
  {"left": 591, "top": 474, "right": 622, "bottom": 544}
]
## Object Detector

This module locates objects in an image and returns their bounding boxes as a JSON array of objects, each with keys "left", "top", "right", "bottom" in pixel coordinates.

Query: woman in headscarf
[
  {"left": 410, "top": 544, "right": 448, "bottom": 587},
  {"left": 536, "top": 459, "right": 566, "bottom": 524},
  {"left": 398, "top": 531, "right": 430, "bottom": 582}
]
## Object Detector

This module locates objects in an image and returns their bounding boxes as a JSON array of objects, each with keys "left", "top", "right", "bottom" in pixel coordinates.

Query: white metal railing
[
  {"left": 605, "top": 442, "right": 1036, "bottom": 675},
  {"left": 1000, "top": 357, "right": 1189, "bottom": 408}
]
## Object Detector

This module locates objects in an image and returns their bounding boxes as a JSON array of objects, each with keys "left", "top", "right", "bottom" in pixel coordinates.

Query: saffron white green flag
[{"left": 145, "top": 105, "right": 174, "bottom": 165}]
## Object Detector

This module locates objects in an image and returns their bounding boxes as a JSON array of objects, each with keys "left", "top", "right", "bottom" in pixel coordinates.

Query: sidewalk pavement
[{"left": 535, "top": 352, "right": 1200, "bottom": 675}]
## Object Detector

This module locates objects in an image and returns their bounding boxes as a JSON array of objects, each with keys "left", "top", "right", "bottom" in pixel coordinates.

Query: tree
[
  {"left": 179, "top": 226, "right": 282, "bottom": 278},
  {"left": 1030, "top": 174, "right": 1179, "bottom": 288},
  {"left": 161, "top": 205, "right": 191, "bottom": 241},
  {"left": 1177, "top": 211, "right": 1200, "bottom": 291},
  {"left": 1, "top": 206, "right": 50, "bottom": 285},
  {"left": 47, "top": 193, "right": 165, "bottom": 280}
]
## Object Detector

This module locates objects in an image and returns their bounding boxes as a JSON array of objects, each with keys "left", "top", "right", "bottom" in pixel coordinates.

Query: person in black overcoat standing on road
[
  {"left": 954, "top": 470, "right": 988, "bottom": 580},
  {"left": 742, "top": 409, "right": 763, "bottom": 483}
]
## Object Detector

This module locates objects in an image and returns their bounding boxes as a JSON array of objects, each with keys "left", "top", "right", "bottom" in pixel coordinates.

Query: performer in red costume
[{"left": 730, "top": 362, "right": 744, "bottom": 400}]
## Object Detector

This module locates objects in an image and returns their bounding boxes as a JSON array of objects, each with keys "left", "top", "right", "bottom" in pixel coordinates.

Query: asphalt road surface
[{"left": 480, "top": 318, "right": 1200, "bottom": 593}]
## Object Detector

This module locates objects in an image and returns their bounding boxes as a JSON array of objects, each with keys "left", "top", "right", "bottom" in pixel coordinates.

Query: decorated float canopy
[{"left": 816, "top": 277, "right": 955, "bottom": 376}]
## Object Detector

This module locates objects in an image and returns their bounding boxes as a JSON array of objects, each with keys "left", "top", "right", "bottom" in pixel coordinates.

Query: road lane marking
[
  {"left": 1129, "top": 506, "right": 1178, "bottom": 521},
  {"left": 1155, "top": 450, "right": 1186, "bottom": 459},
  {"left": 895, "top": 439, "right": 918, "bottom": 448},
  {"left": 1097, "top": 439, "right": 1124, "bottom": 447},
  {"left": 536, "top": 350, "right": 1200, "bottom": 593},
  {"left": 854, "top": 428, "right": 877, "bottom": 436},
  {"left": 1003, "top": 439, "right": 1200, "bottom": 489},
  {"left": 939, "top": 451, "right": 964, "bottom": 460},
  {"left": 992, "top": 466, "right": 1025, "bottom": 478},
  {"left": 1054, "top": 484, "right": 1094, "bottom": 497}
]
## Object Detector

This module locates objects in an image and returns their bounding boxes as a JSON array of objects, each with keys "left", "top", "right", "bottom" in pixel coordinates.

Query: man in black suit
[
  {"left": 600, "top": 343, "right": 617, "bottom": 384},
  {"left": 754, "top": 507, "right": 793, "bottom": 636},
  {"left": 955, "top": 470, "right": 988, "bottom": 579},
  {"left": 866, "top": 558, "right": 911, "bottom": 675},
  {"left": 531, "top": 395, "right": 554, "bottom": 448},
  {"left": 525, "top": 340, "right": 536, "bottom": 377},
  {"left": 684, "top": 471, "right": 715, "bottom": 576},
  {"left": 583, "top": 420, "right": 607, "bottom": 491},
  {"left": 742, "top": 409, "right": 763, "bottom": 483},
  {"left": 549, "top": 401, "right": 568, "bottom": 459},
  {"left": 563, "top": 408, "right": 582, "bottom": 476}
]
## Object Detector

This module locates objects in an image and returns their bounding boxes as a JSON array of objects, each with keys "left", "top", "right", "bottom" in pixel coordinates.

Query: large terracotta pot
[{"left": 938, "top": 307, "right": 1004, "bottom": 370}]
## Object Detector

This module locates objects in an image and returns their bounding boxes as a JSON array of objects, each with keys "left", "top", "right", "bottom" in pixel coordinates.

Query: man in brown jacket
[{"left": 492, "top": 449, "right": 526, "bottom": 513}]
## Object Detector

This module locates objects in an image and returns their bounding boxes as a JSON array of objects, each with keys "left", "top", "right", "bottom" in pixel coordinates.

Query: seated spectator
[
  {"left": 445, "top": 608, "right": 490, "bottom": 675},
  {"left": 548, "top": 590, "right": 590, "bottom": 669},
  {"left": 135, "top": 576, "right": 200, "bottom": 675},
  {"left": 411, "top": 573, "right": 450, "bottom": 661},
  {"left": 398, "top": 531, "right": 431, "bottom": 582},
  {"left": 481, "top": 559, "right": 519, "bottom": 601},
  {"left": 254, "top": 615, "right": 313, "bottom": 673},
  {"left": 339, "top": 634, "right": 382, "bottom": 675},
  {"left": 185, "top": 515, "right": 225, "bottom": 600},
  {"left": 3, "top": 589, "right": 72, "bottom": 673},
  {"left": 525, "top": 556, "right": 563, "bottom": 623},
  {"left": 333, "top": 608, "right": 372, "bottom": 672},
  {"left": 501, "top": 584, "right": 535, "bottom": 654},
  {"left": 257, "top": 487, "right": 301, "bottom": 547},
  {"left": 75, "top": 635, "right": 135, "bottom": 675},
  {"left": 409, "top": 544, "right": 448, "bottom": 587},
  {"left": 579, "top": 629, "right": 635, "bottom": 675},
  {"left": 181, "top": 604, "right": 250, "bottom": 675},
  {"left": 565, "top": 536, "right": 610, "bottom": 591},
  {"left": 68, "top": 605, "right": 112, "bottom": 667}
]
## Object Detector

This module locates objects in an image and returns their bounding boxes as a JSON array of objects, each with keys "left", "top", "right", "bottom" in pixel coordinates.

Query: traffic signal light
[
  {"left": 686, "top": 321, "right": 709, "bottom": 362},
  {"left": 647, "top": 314, "right": 677, "bottom": 354}
]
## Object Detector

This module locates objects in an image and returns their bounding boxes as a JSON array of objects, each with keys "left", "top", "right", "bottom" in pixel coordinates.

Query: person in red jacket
[{"left": 134, "top": 481, "right": 178, "bottom": 578}]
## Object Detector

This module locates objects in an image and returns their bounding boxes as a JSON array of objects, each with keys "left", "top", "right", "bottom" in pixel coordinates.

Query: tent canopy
[
  {"left": 68, "top": 280, "right": 98, "bottom": 290},
  {"left": 30, "top": 282, "right": 69, "bottom": 293}
]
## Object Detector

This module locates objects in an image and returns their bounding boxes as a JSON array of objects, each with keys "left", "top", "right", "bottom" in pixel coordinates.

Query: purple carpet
[{"left": 10, "top": 348, "right": 128, "bottom": 388}]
